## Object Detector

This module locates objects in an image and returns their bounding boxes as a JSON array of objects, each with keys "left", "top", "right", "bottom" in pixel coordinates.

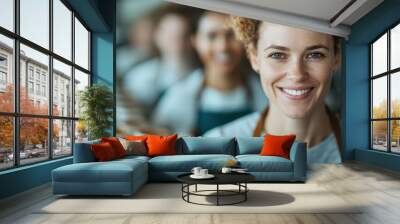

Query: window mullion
[
  {"left": 13, "top": 0, "right": 20, "bottom": 167},
  {"left": 71, "top": 10, "right": 76, "bottom": 155},
  {"left": 49, "top": 0, "right": 53, "bottom": 160},
  {"left": 388, "top": 30, "right": 391, "bottom": 152}
]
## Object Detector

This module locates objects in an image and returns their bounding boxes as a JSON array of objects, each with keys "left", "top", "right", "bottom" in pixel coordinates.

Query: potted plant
[{"left": 79, "top": 84, "right": 113, "bottom": 140}]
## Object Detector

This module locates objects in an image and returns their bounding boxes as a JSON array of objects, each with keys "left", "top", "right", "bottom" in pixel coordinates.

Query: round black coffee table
[{"left": 177, "top": 173, "right": 255, "bottom": 206}]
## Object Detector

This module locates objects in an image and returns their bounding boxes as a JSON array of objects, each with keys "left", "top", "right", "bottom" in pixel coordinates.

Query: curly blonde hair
[{"left": 230, "top": 16, "right": 341, "bottom": 55}]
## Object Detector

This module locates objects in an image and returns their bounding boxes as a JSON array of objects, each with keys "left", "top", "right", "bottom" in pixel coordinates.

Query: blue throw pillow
[
  {"left": 236, "top": 137, "right": 264, "bottom": 155},
  {"left": 177, "top": 137, "right": 236, "bottom": 155},
  {"left": 73, "top": 139, "right": 100, "bottom": 163}
]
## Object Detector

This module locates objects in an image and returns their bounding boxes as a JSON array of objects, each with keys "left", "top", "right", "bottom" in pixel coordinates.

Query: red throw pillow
[
  {"left": 101, "top": 137, "right": 126, "bottom": 158},
  {"left": 146, "top": 134, "right": 177, "bottom": 157},
  {"left": 91, "top": 142, "right": 117, "bottom": 161},
  {"left": 260, "top": 134, "right": 296, "bottom": 159}
]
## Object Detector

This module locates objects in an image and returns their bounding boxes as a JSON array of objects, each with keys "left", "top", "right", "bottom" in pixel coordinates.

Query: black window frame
[
  {"left": 0, "top": 0, "right": 92, "bottom": 171},
  {"left": 370, "top": 20, "right": 400, "bottom": 154}
]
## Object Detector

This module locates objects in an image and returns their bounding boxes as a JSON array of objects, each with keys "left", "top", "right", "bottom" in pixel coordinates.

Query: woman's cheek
[{"left": 259, "top": 66, "right": 280, "bottom": 100}]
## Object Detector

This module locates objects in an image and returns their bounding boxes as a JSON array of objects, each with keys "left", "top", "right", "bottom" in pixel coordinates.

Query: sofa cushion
[
  {"left": 115, "top": 155, "right": 150, "bottom": 163},
  {"left": 236, "top": 155, "right": 293, "bottom": 172},
  {"left": 53, "top": 158, "right": 147, "bottom": 183},
  {"left": 177, "top": 137, "right": 236, "bottom": 155},
  {"left": 148, "top": 154, "right": 235, "bottom": 172},
  {"left": 236, "top": 137, "right": 263, "bottom": 155}
]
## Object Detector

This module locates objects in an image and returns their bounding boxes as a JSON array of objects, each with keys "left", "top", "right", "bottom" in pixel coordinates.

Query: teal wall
[
  {"left": 0, "top": 158, "right": 72, "bottom": 199},
  {"left": 0, "top": 0, "right": 116, "bottom": 200},
  {"left": 91, "top": 0, "right": 116, "bottom": 135},
  {"left": 345, "top": 0, "right": 400, "bottom": 170}
]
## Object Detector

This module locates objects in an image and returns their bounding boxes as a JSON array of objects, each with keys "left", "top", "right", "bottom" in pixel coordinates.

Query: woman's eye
[
  {"left": 269, "top": 52, "right": 287, "bottom": 60},
  {"left": 207, "top": 32, "right": 217, "bottom": 41},
  {"left": 306, "top": 52, "right": 325, "bottom": 60}
]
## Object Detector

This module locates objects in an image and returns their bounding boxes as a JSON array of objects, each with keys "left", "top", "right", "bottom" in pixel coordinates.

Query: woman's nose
[
  {"left": 286, "top": 59, "right": 308, "bottom": 81},
  {"left": 215, "top": 36, "right": 229, "bottom": 52}
]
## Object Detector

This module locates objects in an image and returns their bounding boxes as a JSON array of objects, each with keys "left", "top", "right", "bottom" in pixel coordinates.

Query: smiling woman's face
[
  {"left": 194, "top": 13, "right": 244, "bottom": 75},
  {"left": 249, "top": 22, "right": 339, "bottom": 118}
]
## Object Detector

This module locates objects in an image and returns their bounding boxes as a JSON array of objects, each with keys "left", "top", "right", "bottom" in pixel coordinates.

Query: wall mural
[{"left": 116, "top": 0, "right": 343, "bottom": 164}]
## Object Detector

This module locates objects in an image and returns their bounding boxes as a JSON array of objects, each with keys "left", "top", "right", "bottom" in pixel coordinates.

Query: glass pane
[
  {"left": 74, "top": 69, "right": 89, "bottom": 118},
  {"left": 0, "top": 34, "right": 14, "bottom": 112},
  {"left": 53, "top": 0, "right": 72, "bottom": 60},
  {"left": 372, "top": 33, "right": 387, "bottom": 76},
  {"left": 20, "top": 117, "right": 49, "bottom": 165},
  {"left": 372, "top": 77, "right": 387, "bottom": 119},
  {"left": 53, "top": 59, "right": 72, "bottom": 117},
  {"left": 20, "top": 0, "right": 49, "bottom": 49},
  {"left": 0, "top": 116, "right": 13, "bottom": 170},
  {"left": 20, "top": 44, "right": 49, "bottom": 115},
  {"left": 75, "top": 120, "right": 88, "bottom": 143},
  {"left": 372, "top": 121, "right": 388, "bottom": 151},
  {"left": 74, "top": 17, "right": 89, "bottom": 70},
  {"left": 0, "top": 0, "right": 14, "bottom": 31},
  {"left": 391, "top": 72, "right": 400, "bottom": 118},
  {"left": 391, "top": 120, "right": 400, "bottom": 153},
  {"left": 53, "top": 119, "right": 72, "bottom": 157},
  {"left": 391, "top": 24, "right": 400, "bottom": 70}
]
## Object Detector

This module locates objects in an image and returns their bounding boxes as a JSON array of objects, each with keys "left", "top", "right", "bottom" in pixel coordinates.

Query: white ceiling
[
  {"left": 166, "top": 0, "right": 384, "bottom": 38},
  {"left": 227, "top": 0, "right": 353, "bottom": 23}
]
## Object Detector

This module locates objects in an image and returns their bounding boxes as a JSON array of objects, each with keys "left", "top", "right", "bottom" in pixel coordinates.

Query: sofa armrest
[
  {"left": 289, "top": 141, "right": 307, "bottom": 181},
  {"left": 73, "top": 140, "right": 100, "bottom": 163}
]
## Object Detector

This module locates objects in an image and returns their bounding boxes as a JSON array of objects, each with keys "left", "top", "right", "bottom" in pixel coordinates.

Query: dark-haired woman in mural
[
  {"left": 205, "top": 17, "right": 342, "bottom": 164},
  {"left": 153, "top": 12, "right": 268, "bottom": 135}
]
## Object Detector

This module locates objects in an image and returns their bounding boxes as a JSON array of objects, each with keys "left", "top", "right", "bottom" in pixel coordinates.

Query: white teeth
[
  {"left": 282, "top": 88, "right": 312, "bottom": 96},
  {"left": 215, "top": 53, "right": 230, "bottom": 62}
]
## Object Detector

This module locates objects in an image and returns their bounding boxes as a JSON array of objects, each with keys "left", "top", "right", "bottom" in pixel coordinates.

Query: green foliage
[{"left": 79, "top": 84, "right": 113, "bottom": 140}]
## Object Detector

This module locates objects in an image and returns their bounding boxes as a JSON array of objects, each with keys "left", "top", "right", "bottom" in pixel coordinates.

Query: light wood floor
[{"left": 1, "top": 162, "right": 400, "bottom": 224}]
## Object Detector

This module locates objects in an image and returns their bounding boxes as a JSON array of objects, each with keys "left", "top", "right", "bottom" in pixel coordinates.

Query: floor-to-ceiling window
[
  {"left": 370, "top": 21, "right": 400, "bottom": 153},
  {"left": 0, "top": 0, "right": 91, "bottom": 170}
]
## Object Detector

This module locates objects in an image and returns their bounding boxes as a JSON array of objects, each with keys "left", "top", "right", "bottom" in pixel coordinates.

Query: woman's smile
[{"left": 277, "top": 86, "right": 315, "bottom": 100}]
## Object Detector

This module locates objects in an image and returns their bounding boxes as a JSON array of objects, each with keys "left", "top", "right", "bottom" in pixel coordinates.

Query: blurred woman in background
[
  {"left": 123, "top": 4, "right": 199, "bottom": 115},
  {"left": 153, "top": 11, "right": 267, "bottom": 136}
]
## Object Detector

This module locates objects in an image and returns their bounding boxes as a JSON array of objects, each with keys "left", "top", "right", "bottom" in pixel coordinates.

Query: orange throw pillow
[
  {"left": 146, "top": 134, "right": 178, "bottom": 157},
  {"left": 91, "top": 142, "right": 117, "bottom": 161},
  {"left": 124, "top": 135, "right": 148, "bottom": 141},
  {"left": 101, "top": 137, "right": 126, "bottom": 158},
  {"left": 260, "top": 134, "right": 296, "bottom": 159}
]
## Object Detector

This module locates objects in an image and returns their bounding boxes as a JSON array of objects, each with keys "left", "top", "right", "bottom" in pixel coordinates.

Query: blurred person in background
[
  {"left": 153, "top": 11, "right": 268, "bottom": 136},
  {"left": 116, "top": 12, "right": 158, "bottom": 135},
  {"left": 123, "top": 4, "right": 199, "bottom": 116},
  {"left": 117, "top": 13, "right": 157, "bottom": 76}
]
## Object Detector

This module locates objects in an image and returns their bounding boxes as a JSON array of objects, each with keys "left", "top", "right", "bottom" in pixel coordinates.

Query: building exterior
[{"left": 0, "top": 41, "right": 79, "bottom": 151}]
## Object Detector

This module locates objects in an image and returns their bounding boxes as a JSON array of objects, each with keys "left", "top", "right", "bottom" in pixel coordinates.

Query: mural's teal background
[
  {"left": 0, "top": 0, "right": 116, "bottom": 200},
  {"left": 345, "top": 0, "right": 400, "bottom": 171}
]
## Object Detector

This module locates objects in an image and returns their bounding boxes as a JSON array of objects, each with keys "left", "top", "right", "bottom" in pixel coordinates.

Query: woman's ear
[{"left": 248, "top": 44, "right": 260, "bottom": 73}]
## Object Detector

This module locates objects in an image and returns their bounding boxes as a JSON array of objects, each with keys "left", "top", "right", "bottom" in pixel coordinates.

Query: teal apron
[
  {"left": 196, "top": 108, "right": 253, "bottom": 135},
  {"left": 195, "top": 74, "right": 254, "bottom": 135}
]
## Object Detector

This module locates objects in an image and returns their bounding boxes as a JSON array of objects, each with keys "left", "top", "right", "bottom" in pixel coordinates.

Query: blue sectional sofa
[{"left": 52, "top": 137, "right": 307, "bottom": 196}]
